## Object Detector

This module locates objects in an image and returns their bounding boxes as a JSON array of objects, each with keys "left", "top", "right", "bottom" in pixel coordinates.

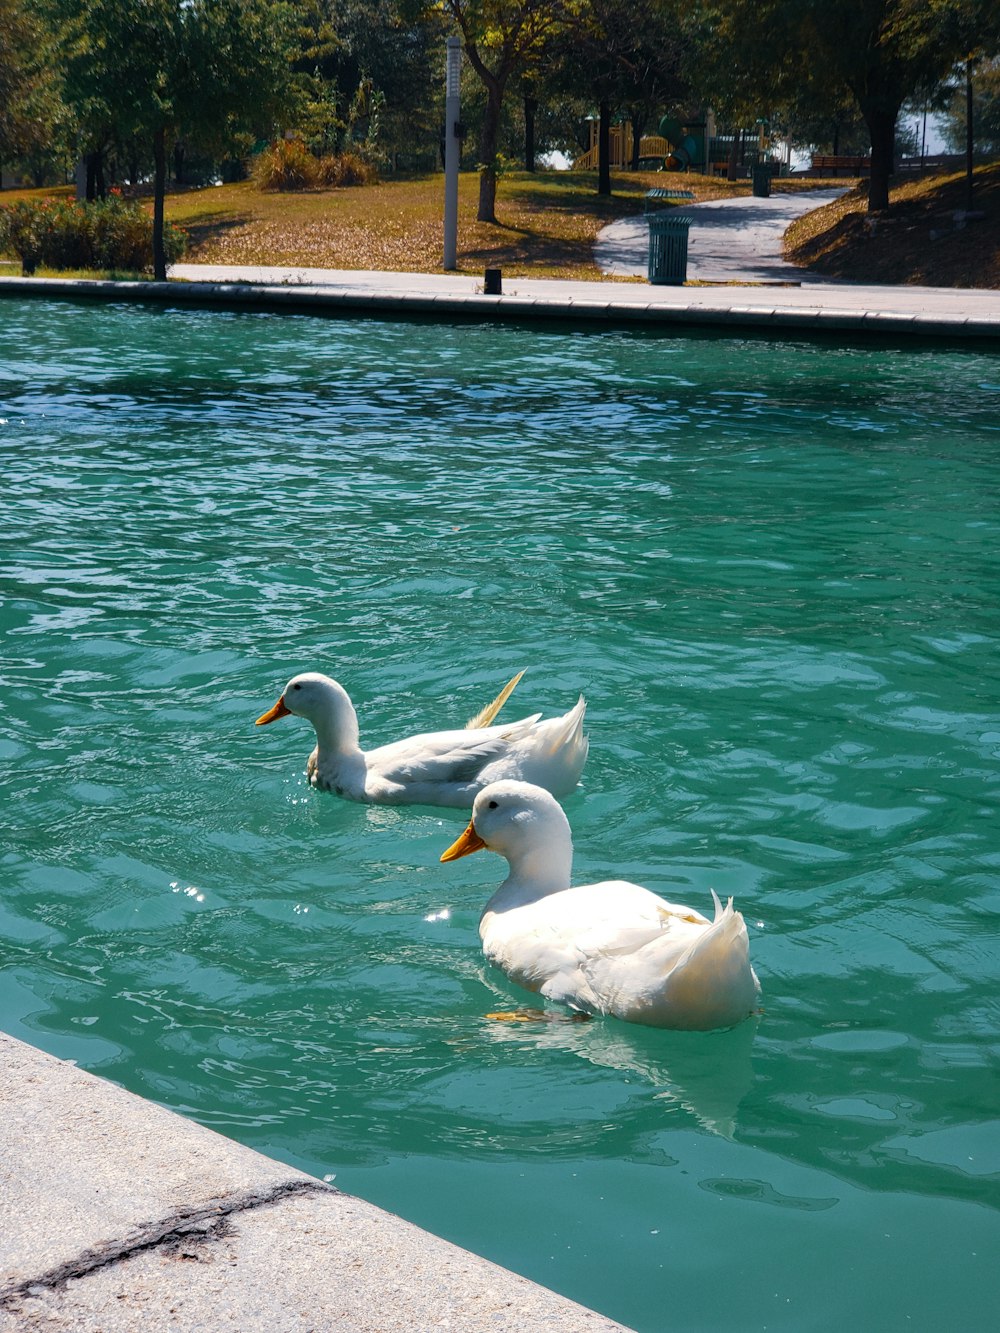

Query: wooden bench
[
  {"left": 644, "top": 188, "right": 695, "bottom": 214},
  {"left": 810, "top": 154, "right": 870, "bottom": 176}
]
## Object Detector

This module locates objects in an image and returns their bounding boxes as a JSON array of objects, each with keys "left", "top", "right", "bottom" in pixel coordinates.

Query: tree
[
  {"left": 441, "top": 0, "right": 560, "bottom": 222},
  {"left": 58, "top": 0, "right": 297, "bottom": 278},
  {"left": 695, "top": 0, "right": 995, "bottom": 212},
  {"left": 939, "top": 57, "right": 1000, "bottom": 155},
  {"left": 0, "top": 0, "right": 66, "bottom": 180},
  {"left": 291, "top": 0, "right": 446, "bottom": 164},
  {"left": 547, "top": 0, "right": 687, "bottom": 194}
]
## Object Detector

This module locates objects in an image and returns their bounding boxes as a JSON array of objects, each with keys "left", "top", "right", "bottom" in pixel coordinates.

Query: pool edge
[
  {"left": 2, "top": 273, "right": 998, "bottom": 344},
  {"left": 0, "top": 1029, "right": 632, "bottom": 1331}
]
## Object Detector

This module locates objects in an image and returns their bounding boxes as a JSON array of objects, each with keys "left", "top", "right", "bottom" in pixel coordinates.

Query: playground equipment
[{"left": 658, "top": 116, "right": 707, "bottom": 170}]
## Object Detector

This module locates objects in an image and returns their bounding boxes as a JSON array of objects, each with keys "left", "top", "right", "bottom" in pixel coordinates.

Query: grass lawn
[
  {"left": 2, "top": 165, "right": 997, "bottom": 285},
  {"left": 161, "top": 168, "right": 744, "bottom": 279}
]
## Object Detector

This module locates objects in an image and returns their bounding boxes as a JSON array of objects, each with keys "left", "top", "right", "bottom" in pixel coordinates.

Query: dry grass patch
[
  {"left": 784, "top": 163, "right": 1000, "bottom": 287},
  {"left": 162, "top": 169, "right": 744, "bottom": 278}
]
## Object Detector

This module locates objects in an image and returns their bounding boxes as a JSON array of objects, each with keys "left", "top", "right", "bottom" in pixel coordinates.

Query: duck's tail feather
[
  {"left": 649, "top": 897, "right": 760, "bottom": 1031},
  {"left": 466, "top": 669, "right": 525, "bottom": 730},
  {"left": 523, "top": 695, "right": 588, "bottom": 796}
]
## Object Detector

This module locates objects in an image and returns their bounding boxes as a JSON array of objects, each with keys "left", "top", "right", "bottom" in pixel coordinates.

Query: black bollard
[{"left": 484, "top": 267, "right": 502, "bottom": 295}]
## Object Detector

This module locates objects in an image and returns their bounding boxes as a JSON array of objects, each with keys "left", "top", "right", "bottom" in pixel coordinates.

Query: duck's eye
[
  {"left": 292, "top": 683, "right": 302, "bottom": 690},
  {"left": 488, "top": 800, "right": 498, "bottom": 809}
]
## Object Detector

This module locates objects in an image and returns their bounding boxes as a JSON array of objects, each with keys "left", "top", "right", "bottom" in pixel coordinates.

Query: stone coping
[
  {"left": 0, "top": 1031, "right": 630, "bottom": 1332},
  {"left": 1, "top": 272, "right": 998, "bottom": 342}
]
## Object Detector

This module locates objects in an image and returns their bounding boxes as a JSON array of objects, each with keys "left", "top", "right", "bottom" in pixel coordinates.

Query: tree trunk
[
  {"left": 85, "top": 151, "right": 105, "bottom": 202},
  {"left": 524, "top": 96, "right": 536, "bottom": 172},
  {"left": 629, "top": 111, "right": 645, "bottom": 171},
  {"left": 863, "top": 104, "right": 896, "bottom": 211},
  {"left": 153, "top": 126, "right": 167, "bottom": 281},
  {"left": 598, "top": 100, "right": 611, "bottom": 197},
  {"left": 477, "top": 83, "right": 503, "bottom": 222},
  {"left": 965, "top": 58, "right": 974, "bottom": 211},
  {"left": 726, "top": 127, "right": 740, "bottom": 181}
]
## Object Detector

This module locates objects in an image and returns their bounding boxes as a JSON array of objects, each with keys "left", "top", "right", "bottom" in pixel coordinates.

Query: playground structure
[{"left": 575, "top": 110, "right": 792, "bottom": 175}]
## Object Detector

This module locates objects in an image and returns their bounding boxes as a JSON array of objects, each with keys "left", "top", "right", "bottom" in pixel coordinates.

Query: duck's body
[
  {"left": 256, "top": 673, "right": 588, "bottom": 808},
  {"left": 441, "top": 781, "right": 760, "bottom": 1031}
]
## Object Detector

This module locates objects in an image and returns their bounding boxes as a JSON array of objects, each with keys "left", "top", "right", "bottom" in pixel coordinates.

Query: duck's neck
[
  {"left": 311, "top": 682, "right": 363, "bottom": 758},
  {"left": 307, "top": 685, "right": 369, "bottom": 796},
  {"left": 486, "top": 833, "right": 573, "bottom": 914}
]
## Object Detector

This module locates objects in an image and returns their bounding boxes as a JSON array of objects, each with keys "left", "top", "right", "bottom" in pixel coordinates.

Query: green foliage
[
  {"left": 0, "top": 0, "right": 68, "bottom": 172},
  {"left": 0, "top": 194, "right": 187, "bottom": 275},
  {"left": 939, "top": 57, "right": 1000, "bottom": 154},
  {"left": 251, "top": 138, "right": 378, "bottom": 189}
]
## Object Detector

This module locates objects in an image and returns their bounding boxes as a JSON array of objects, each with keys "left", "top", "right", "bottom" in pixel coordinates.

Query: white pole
[{"left": 443, "top": 37, "right": 461, "bottom": 271}]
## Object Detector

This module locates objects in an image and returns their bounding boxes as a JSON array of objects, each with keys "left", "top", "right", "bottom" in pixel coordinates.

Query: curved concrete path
[{"left": 595, "top": 188, "right": 847, "bottom": 283}]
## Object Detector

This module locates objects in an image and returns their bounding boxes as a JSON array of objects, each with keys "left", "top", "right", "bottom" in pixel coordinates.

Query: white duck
[
  {"left": 255, "top": 672, "right": 588, "bottom": 807},
  {"left": 440, "top": 780, "right": 760, "bottom": 1031}
]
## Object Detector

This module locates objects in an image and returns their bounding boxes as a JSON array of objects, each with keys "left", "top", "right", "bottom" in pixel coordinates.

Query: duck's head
[
  {"left": 255, "top": 672, "right": 347, "bottom": 727},
  {"left": 440, "top": 780, "right": 570, "bottom": 865}
]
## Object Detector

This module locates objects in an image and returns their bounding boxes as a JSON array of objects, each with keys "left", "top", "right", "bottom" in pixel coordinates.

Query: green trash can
[
  {"left": 751, "top": 163, "right": 771, "bottom": 198},
  {"left": 647, "top": 212, "right": 692, "bottom": 285}
]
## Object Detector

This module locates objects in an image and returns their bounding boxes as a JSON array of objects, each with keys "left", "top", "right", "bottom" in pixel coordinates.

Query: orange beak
[
  {"left": 440, "top": 820, "right": 487, "bottom": 862},
  {"left": 255, "top": 696, "right": 291, "bottom": 726}
]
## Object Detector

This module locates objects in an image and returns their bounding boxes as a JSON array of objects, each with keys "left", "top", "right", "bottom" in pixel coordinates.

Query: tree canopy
[{"left": 3, "top": 0, "right": 1000, "bottom": 238}]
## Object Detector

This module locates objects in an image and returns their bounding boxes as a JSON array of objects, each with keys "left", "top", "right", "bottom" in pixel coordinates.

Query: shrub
[
  {"left": 1, "top": 201, "right": 46, "bottom": 273},
  {"left": 0, "top": 194, "right": 187, "bottom": 275},
  {"left": 317, "top": 150, "right": 378, "bottom": 187},
  {"left": 252, "top": 139, "right": 321, "bottom": 191},
  {"left": 254, "top": 139, "right": 379, "bottom": 191}
]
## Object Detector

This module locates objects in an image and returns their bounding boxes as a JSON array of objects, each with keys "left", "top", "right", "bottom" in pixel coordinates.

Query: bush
[
  {"left": 0, "top": 193, "right": 187, "bottom": 275},
  {"left": 316, "top": 150, "right": 378, "bottom": 187},
  {"left": 254, "top": 140, "right": 379, "bottom": 191},
  {"left": 252, "top": 139, "right": 321, "bottom": 191}
]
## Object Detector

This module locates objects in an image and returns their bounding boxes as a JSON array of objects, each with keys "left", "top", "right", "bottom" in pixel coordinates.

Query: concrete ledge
[
  {"left": 0, "top": 1032, "right": 630, "bottom": 1331},
  {"left": 1, "top": 274, "right": 998, "bottom": 342}
]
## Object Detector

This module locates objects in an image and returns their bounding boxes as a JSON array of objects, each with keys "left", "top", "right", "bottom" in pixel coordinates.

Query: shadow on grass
[
  {"left": 504, "top": 177, "right": 648, "bottom": 219},
  {"left": 176, "top": 210, "right": 253, "bottom": 250},
  {"left": 461, "top": 231, "right": 597, "bottom": 268}
]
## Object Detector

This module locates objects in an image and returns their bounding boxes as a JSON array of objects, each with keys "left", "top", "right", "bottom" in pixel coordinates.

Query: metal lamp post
[{"left": 443, "top": 37, "right": 461, "bottom": 271}]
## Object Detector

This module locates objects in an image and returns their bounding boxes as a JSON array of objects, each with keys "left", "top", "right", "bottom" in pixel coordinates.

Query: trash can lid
[{"left": 647, "top": 213, "right": 694, "bottom": 230}]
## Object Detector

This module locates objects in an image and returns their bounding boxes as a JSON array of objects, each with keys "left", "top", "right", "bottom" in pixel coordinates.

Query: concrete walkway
[
  {"left": 0, "top": 1032, "right": 629, "bottom": 1332},
  {"left": 3, "top": 266, "right": 999, "bottom": 338},
  {"left": 594, "top": 187, "right": 847, "bottom": 283}
]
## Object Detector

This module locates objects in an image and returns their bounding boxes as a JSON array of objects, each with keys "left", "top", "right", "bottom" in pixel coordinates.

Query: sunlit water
[{"left": 2, "top": 297, "right": 999, "bottom": 1331}]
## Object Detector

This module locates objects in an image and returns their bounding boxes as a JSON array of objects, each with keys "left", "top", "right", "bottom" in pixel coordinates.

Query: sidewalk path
[{"left": 595, "top": 187, "right": 847, "bottom": 283}]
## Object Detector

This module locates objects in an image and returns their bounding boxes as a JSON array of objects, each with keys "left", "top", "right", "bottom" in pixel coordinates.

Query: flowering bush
[{"left": 0, "top": 195, "right": 187, "bottom": 275}]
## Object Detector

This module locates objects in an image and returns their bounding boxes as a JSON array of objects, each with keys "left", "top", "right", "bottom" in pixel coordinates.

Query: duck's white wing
[
  {"left": 483, "top": 881, "right": 711, "bottom": 1005},
  {"left": 578, "top": 892, "right": 759, "bottom": 1031},
  {"left": 366, "top": 715, "right": 543, "bottom": 788}
]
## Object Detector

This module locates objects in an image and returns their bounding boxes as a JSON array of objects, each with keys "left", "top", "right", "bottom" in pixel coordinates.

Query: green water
[{"left": 2, "top": 298, "right": 999, "bottom": 1331}]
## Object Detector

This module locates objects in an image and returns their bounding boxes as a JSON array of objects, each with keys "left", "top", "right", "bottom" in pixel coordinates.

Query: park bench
[{"left": 810, "top": 154, "right": 871, "bottom": 176}]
